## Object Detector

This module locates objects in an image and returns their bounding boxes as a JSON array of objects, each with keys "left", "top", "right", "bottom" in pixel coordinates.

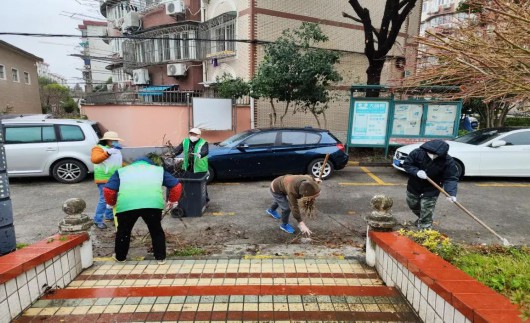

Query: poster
[
  {"left": 351, "top": 101, "right": 389, "bottom": 145},
  {"left": 392, "top": 104, "right": 423, "bottom": 136},
  {"left": 424, "top": 104, "right": 457, "bottom": 136}
]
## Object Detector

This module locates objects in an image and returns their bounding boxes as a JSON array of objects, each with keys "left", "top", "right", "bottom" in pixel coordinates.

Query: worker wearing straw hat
[{"left": 91, "top": 131, "right": 124, "bottom": 229}]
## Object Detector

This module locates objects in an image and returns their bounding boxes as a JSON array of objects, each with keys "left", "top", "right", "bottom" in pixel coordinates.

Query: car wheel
[
  {"left": 206, "top": 166, "right": 215, "bottom": 183},
  {"left": 307, "top": 158, "right": 334, "bottom": 180},
  {"left": 51, "top": 159, "right": 87, "bottom": 184},
  {"left": 454, "top": 159, "right": 465, "bottom": 179}
]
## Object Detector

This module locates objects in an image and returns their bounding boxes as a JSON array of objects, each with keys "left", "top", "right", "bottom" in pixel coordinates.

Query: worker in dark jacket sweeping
[{"left": 403, "top": 140, "right": 459, "bottom": 229}]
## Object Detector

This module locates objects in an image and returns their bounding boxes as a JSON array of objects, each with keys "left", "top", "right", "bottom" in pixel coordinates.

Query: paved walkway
[{"left": 15, "top": 258, "right": 420, "bottom": 322}]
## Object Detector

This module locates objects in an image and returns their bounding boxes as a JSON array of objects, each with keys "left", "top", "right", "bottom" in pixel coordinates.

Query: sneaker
[
  {"left": 157, "top": 259, "right": 167, "bottom": 265},
  {"left": 111, "top": 254, "right": 126, "bottom": 263},
  {"left": 95, "top": 222, "right": 107, "bottom": 230},
  {"left": 280, "top": 223, "right": 295, "bottom": 234},
  {"left": 266, "top": 209, "right": 281, "bottom": 220}
]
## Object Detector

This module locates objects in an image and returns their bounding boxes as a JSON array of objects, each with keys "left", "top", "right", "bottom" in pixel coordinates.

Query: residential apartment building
[
  {"left": 420, "top": 0, "right": 468, "bottom": 35},
  {"left": 36, "top": 62, "right": 68, "bottom": 85},
  {"left": 0, "top": 40, "right": 43, "bottom": 114},
  {"left": 92, "top": 0, "right": 422, "bottom": 140},
  {"left": 78, "top": 20, "right": 113, "bottom": 92}
]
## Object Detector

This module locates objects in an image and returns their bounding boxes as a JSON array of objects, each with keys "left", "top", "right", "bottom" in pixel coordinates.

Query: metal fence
[
  {"left": 84, "top": 90, "right": 250, "bottom": 105},
  {"left": 84, "top": 90, "right": 202, "bottom": 105}
]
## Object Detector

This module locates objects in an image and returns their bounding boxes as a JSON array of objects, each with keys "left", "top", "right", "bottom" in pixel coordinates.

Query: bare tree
[
  {"left": 399, "top": 0, "right": 530, "bottom": 127},
  {"left": 342, "top": 0, "right": 419, "bottom": 96}
]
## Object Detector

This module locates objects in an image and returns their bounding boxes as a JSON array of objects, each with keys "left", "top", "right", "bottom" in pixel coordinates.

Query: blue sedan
[{"left": 207, "top": 127, "right": 349, "bottom": 181}]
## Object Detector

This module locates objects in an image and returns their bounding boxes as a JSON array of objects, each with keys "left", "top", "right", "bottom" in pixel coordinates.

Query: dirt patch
[{"left": 349, "top": 147, "right": 397, "bottom": 163}]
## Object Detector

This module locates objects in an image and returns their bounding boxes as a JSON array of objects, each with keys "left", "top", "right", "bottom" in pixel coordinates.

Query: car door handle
[{"left": 45, "top": 147, "right": 57, "bottom": 152}]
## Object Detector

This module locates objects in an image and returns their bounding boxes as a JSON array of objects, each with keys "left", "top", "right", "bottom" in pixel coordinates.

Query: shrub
[{"left": 504, "top": 117, "right": 530, "bottom": 127}]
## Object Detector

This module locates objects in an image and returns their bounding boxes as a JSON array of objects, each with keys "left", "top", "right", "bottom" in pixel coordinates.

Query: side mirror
[
  {"left": 491, "top": 140, "right": 507, "bottom": 148},
  {"left": 236, "top": 143, "right": 249, "bottom": 151}
]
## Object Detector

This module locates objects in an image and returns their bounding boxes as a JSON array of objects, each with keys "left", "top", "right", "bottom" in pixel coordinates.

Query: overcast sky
[{"left": 0, "top": 0, "right": 106, "bottom": 87}]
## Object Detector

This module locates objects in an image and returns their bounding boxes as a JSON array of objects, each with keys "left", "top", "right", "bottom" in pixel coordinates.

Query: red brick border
[
  {"left": 369, "top": 231, "right": 524, "bottom": 323},
  {"left": 0, "top": 233, "right": 89, "bottom": 284}
]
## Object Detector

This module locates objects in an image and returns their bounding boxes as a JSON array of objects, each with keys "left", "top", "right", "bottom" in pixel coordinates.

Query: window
[
  {"left": 59, "top": 125, "right": 85, "bottom": 141},
  {"left": 24, "top": 72, "right": 30, "bottom": 84},
  {"left": 281, "top": 131, "right": 321, "bottom": 145},
  {"left": 209, "top": 18, "right": 236, "bottom": 54},
  {"left": 12, "top": 68, "right": 19, "bottom": 82},
  {"left": 244, "top": 132, "right": 277, "bottom": 147},
  {"left": 0, "top": 65, "right": 5, "bottom": 80},
  {"left": 501, "top": 132, "right": 530, "bottom": 146},
  {"left": 5, "top": 126, "right": 56, "bottom": 144}
]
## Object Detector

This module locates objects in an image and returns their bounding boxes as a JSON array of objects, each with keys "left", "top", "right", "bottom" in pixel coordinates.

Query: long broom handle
[
  {"left": 425, "top": 176, "right": 510, "bottom": 244},
  {"left": 319, "top": 154, "right": 330, "bottom": 180}
]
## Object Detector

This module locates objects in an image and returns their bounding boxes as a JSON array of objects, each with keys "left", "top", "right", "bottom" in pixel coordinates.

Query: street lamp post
[{"left": 0, "top": 121, "right": 16, "bottom": 255}]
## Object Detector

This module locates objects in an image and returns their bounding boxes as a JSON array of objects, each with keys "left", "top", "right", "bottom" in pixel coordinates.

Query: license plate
[{"left": 393, "top": 160, "right": 402, "bottom": 166}]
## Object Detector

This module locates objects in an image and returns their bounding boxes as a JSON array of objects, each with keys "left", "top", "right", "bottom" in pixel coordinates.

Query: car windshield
[
  {"left": 218, "top": 131, "right": 253, "bottom": 147},
  {"left": 452, "top": 128, "right": 512, "bottom": 145}
]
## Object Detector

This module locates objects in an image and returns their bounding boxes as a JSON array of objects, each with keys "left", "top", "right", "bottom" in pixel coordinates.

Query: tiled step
[{"left": 16, "top": 258, "right": 421, "bottom": 322}]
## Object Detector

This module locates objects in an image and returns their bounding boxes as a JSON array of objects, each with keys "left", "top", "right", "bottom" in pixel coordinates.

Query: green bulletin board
[{"left": 347, "top": 98, "right": 462, "bottom": 151}]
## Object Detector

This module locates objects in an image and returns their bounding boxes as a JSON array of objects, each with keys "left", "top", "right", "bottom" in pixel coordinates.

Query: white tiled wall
[
  {"left": 374, "top": 246, "right": 471, "bottom": 323},
  {"left": 0, "top": 245, "right": 84, "bottom": 322}
]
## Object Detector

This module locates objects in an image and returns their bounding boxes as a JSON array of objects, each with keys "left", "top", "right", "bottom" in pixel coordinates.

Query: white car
[
  {"left": 392, "top": 127, "right": 530, "bottom": 178},
  {"left": 2, "top": 116, "right": 105, "bottom": 183}
]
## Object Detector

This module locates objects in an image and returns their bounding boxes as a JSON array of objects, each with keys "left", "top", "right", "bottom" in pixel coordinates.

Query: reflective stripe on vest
[
  {"left": 94, "top": 144, "right": 122, "bottom": 182},
  {"left": 182, "top": 138, "right": 208, "bottom": 173},
  {"left": 116, "top": 161, "right": 165, "bottom": 213}
]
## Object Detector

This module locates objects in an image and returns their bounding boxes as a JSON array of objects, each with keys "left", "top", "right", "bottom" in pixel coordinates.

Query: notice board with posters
[
  {"left": 347, "top": 98, "right": 462, "bottom": 152},
  {"left": 349, "top": 101, "right": 390, "bottom": 147}
]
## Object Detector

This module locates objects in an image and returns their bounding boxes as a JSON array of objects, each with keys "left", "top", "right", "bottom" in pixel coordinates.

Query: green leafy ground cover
[{"left": 398, "top": 229, "right": 530, "bottom": 320}]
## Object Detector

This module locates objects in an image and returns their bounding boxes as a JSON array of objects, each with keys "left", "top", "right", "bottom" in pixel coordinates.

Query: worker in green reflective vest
[{"left": 173, "top": 127, "right": 210, "bottom": 202}]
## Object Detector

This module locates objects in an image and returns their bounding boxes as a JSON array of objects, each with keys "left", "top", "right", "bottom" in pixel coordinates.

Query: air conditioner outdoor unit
[
  {"left": 133, "top": 68, "right": 150, "bottom": 85},
  {"left": 165, "top": 1, "right": 185, "bottom": 16},
  {"left": 167, "top": 63, "right": 187, "bottom": 76},
  {"left": 122, "top": 11, "right": 141, "bottom": 32}
]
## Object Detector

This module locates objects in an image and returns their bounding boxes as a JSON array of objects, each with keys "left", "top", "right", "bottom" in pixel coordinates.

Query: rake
[{"left": 426, "top": 176, "right": 512, "bottom": 246}]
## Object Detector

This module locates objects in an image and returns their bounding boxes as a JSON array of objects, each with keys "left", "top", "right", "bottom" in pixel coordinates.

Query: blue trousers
[{"left": 94, "top": 183, "right": 114, "bottom": 224}]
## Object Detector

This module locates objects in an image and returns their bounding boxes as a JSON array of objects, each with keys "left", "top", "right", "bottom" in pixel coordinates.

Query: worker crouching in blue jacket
[{"left": 403, "top": 140, "right": 459, "bottom": 230}]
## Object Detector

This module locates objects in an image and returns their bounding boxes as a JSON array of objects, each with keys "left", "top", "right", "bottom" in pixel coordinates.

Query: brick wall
[{"left": 0, "top": 46, "right": 41, "bottom": 115}]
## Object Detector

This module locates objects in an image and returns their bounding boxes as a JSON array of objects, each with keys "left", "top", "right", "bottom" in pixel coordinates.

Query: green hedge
[{"left": 505, "top": 117, "right": 530, "bottom": 127}]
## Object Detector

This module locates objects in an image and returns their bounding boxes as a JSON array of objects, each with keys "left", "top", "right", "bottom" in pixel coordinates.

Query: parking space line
[
  {"left": 475, "top": 183, "right": 530, "bottom": 187},
  {"left": 339, "top": 182, "right": 401, "bottom": 186},
  {"left": 205, "top": 212, "right": 236, "bottom": 216},
  {"left": 360, "top": 166, "right": 386, "bottom": 185}
]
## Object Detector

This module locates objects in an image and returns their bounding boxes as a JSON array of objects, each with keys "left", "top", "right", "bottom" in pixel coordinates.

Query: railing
[
  {"left": 84, "top": 90, "right": 202, "bottom": 105},
  {"left": 84, "top": 90, "right": 251, "bottom": 106}
]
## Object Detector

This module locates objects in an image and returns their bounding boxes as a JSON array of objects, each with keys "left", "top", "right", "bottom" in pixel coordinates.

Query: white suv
[{"left": 1, "top": 115, "right": 105, "bottom": 183}]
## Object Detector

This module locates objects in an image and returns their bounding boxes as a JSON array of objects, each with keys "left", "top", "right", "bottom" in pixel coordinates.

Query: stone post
[
  {"left": 58, "top": 198, "right": 94, "bottom": 268},
  {"left": 364, "top": 195, "right": 397, "bottom": 267}
]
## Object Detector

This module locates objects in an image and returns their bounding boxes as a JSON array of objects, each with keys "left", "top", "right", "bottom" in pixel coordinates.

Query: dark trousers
[
  {"left": 406, "top": 191, "right": 438, "bottom": 229},
  {"left": 115, "top": 208, "right": 166, "bottom": 261}
]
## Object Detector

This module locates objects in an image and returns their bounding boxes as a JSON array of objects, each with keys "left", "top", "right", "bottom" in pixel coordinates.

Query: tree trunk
[
  {"left": 279, "top": 101, "right": 291, "bottom": 126},
  {"left": 269, "top": 99, "right": 277, "bottom": 126},
  {"left": 322, "top": 111, "right": 328, "bottom": 129},
  {"left": 310, "top": 108, "right": 322, "bottom": 128},
  {"left": 366, "top": 58, "right": 386, "bottom": 97}
]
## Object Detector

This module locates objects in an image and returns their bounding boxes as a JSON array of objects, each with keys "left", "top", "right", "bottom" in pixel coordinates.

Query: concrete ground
[{"left": 9, "top": 166, "right": 530, "bottom": 258}]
